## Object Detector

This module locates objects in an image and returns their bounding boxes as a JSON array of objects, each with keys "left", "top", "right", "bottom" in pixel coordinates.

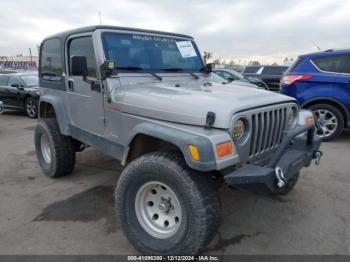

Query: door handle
[{"left": 68, "top": 79, "right": 74, "bottom": 91}]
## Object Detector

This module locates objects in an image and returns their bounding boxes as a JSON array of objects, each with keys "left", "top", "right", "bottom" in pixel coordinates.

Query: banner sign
[{"left": 0, "top": 60, "right": 37, "bottom": 68}]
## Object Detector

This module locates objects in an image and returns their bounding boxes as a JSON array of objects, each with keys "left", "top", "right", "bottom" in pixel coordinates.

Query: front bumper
[{"left": 223, "top": 124, "right": 322, "bottom": 193}]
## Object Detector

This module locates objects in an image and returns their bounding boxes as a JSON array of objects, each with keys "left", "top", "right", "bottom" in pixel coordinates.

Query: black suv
[
  {"left": 242, "top": 65, "right": 289, "bottom": 92},
  {"left": 0, "top": 72, "right": 40, "bottom": 118}
]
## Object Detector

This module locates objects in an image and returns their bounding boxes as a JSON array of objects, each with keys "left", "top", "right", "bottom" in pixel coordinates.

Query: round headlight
[
  {"left": 233, "top": 118, "right": 246, "bottom": 140},
  {"left": 287, "top": 106, "right": 298, "bottom": 128}
]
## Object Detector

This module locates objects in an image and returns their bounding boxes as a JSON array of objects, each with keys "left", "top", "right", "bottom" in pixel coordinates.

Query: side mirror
[
  {"left": 71, "top": 56, "right": 88, "bottom": 78},
  {"left": 11, "top": 83, "right": 24, "bottom": 90},
  {"left": 101, "top": 60, "right": 115, "bottom": 80},
  {"left": 205, "top": 63, "right": 214, "bottom": 74}
]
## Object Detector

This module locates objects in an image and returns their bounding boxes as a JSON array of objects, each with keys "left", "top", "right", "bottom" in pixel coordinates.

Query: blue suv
[{"left": 280, "top": 49, "right": 350, "bottom": 141}]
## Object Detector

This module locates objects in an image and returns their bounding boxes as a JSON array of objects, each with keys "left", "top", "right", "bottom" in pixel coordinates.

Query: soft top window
[
  {"left": 102, "top": 33, "right": 204, "bottom": 72},
  {"left": 40, "top": 38, "right": 63, "bottom": 81}
]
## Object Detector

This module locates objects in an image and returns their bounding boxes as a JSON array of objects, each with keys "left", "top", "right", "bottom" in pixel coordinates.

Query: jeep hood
[{"left": 111, "top": 80, "right": 295, "bottom": 129}]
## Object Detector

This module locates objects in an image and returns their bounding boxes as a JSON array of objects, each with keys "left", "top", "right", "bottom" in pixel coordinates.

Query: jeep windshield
[{"left": 102, "top": 32, "right": 204, "bottom": 72}]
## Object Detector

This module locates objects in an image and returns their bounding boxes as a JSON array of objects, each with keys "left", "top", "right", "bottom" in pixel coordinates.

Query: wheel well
[
  {"left": 303, "top": 99, "right": 348, "bottom": 127},
  {"left": 23, "top": 94, "right": 32, "bottom": 106},
  {"left": 39, "top": 102, "right": 56, "bottom": 118},
  {"left": 126, "top": 134, "right": 182, "bottom": 163}
]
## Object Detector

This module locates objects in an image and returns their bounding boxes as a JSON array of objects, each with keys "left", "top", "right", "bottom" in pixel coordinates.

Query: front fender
[
  {"left": 124, "top": 122, "right": 217, "bottom": 171},
  {"left": 39, "top": 94, "right": 70, "bottom": 135}
]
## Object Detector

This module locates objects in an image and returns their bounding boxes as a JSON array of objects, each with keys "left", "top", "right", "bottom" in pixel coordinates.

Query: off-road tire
[
  {"left": 309, "top": 103, "right": 344, "bottom": 141},
  {"left": 275, "top": 172, "right": 300, "bottom": 195},
  {"left": 25, "top": 96, "right": 38, "bottom": 118},
  {"left": 115, "top": 152, "right": 221, "bottom": 255},
  {"left": 34, "top": 118, "right": 75, "bottom": 178}
]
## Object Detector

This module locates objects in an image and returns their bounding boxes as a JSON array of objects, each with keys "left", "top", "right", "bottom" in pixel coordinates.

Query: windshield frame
[{"left": 101, "top": 30, "right": 205, "bottom": 73}]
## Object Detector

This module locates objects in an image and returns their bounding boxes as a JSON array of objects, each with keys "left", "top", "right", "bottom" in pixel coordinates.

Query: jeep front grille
[{"left": 249, "top": 106, "right": 288, "bottom": 158}]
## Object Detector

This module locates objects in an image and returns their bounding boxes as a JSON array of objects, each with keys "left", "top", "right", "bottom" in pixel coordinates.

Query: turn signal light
[
  {"left": 188, "top": 145, "right": 200, "bottom": 161},
  {"left": 216, "top": 141, "right": 233, "bottom": 157}
]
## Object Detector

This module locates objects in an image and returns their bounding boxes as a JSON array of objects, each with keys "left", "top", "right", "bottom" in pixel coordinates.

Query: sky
[{"left": 0, "top": 0, "right": 349, "bottom": 64}]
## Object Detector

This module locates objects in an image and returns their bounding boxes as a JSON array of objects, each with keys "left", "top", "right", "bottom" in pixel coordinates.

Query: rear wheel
[
  {"left": 25, "top": 97, "right": 38, "bottom": 118},
  {"left": 309, "top": 104, "right": 344, "bottom": 141},
  {"left": 34, "top": 119, "right": 75, "bottom": 178},
  {"left": 115, "top": 152, "right": 221, "bottom": 255}
]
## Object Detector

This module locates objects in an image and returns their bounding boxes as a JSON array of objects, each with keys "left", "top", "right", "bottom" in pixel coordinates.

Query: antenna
[
  {"left": 312, "top": 40, "right": 321, "bottom": 51},
  {"left": 98, "top": 10, "right": 102, "bottom": 25},
  {"left": 29, "top": 48, "right": 33, "bottom": 67}
]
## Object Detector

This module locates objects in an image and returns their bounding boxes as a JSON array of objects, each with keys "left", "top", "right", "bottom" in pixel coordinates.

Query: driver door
[
  {"left": 66, "top": 34, "right": 105, "bottom": 135},
  {"left": 3, "top": 76, "right": 22, "bottom": 108}
]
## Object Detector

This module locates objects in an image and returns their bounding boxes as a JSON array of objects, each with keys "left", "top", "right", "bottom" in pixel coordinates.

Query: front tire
[
  {"left": 34, "top": 119, "right": 75, "bottom": 178},
  {"left": 25, "top": 97, "right": 38, "bottom": 118},
  {"left": 115, "top": 152, "right": 221, "bottom": 255}
]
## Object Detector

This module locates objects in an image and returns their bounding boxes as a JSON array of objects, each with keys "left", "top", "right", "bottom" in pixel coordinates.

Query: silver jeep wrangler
[{"left": 35, "top": 25, "right": 322, "bottom": 255}]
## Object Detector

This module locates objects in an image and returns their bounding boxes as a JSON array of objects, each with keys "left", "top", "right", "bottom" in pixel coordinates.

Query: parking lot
[{"left": 0, "top": 111, "right": 349, "bottom": 255}]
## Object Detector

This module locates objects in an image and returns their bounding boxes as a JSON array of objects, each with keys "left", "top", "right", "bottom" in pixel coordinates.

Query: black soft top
[{"left": 43, "top": 25, "right": 193, "bottom": 42}]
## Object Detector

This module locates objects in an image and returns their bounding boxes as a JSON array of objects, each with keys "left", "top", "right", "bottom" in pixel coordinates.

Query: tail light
[{"left": 280, "top": 74, "right": 312, "bottom": 86}]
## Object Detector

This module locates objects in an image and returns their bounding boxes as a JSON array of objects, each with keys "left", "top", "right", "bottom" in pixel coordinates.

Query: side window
[
  {"left": 225, "top": 72, "right": 238, "bottom": 80},
  {"left": 69, "top": 36, "right": 97, "bottom": 77},
  {"left": 340, "top": 56, "right": 350, "bottom": 74},
  {"left": 8, "top": 76, "right": 21, "bottom": 87},
  {"left": 215, "top": 71, "right": 225, "bottom": 78},
  {"left": 312, "top": 55, "right": 348, "bottom": 73},
  {"left": 0, "top": 75, "right": 9, "bottom": 86},
  {"left": 220, "top": 71, "right": 237, "bottom": 80},
  {"left": 262, "top": 66, "right": 288, "bottom": 75},
  {"left": 40, "top": 38, "right": 63, "bottom": 80}
]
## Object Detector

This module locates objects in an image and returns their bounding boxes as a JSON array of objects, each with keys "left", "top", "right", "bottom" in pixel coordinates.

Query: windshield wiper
[
  {"left": 162, "top": 68, "right": 200, "bottom": 80},
  {"left": 116, "top": 66, "right": 162, "bottom": 81}
]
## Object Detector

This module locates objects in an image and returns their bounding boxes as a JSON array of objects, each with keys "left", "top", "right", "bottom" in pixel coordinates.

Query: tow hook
[
  {"left": 275, "top": 166, "right": 287, "bottom": 188},
  {"left": 314, "top": 150, "right": 323, "bottom": 165}
]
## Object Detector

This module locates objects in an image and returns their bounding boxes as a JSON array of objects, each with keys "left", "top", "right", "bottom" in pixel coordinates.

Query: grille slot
[{"left": 249, "top": 106, "right": 287, "bottom": 158}]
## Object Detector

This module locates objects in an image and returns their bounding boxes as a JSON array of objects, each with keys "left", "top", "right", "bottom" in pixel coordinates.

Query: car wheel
[
  {"left": 115, "top": 152, "right": 221, "bottom": 255},
  {"left": 25, "top": 97, "right": 38, "bottom": 118},
  {"left": 275, "top": 172, "right": 300, "bottom": 195},
  {"left": 34, "top": 118, "right": 76, "bottom": 178},
  {"left": 309, "top": 104, "right": 344, "bottom": 141}
]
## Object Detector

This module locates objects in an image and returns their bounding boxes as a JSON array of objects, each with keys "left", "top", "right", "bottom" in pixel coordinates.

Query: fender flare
[
  {"left": 123, "top": 122, "right": 217, "bottom": 171},
  {"left": 39, "top": 95, "right": 71, "bottom": 135}
]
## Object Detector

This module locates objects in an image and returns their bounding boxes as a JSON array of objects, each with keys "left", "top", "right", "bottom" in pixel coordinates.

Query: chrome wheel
[
  {"left": 135, "top": 181, "right": 182, "bottom": 239},
  {"left": 40, "top": 134, "right": 52, "bottom": 164},
  {"left": 26, "top": 98, "right": 37, "bottom": 118},
  {"left": 314, "top": 109, "right": 338, "bottom": 138}
]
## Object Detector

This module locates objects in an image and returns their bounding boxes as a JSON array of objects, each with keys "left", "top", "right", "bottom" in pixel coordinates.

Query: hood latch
[{"left": 205, "top": 111, "right": 216, "bottom": 129}]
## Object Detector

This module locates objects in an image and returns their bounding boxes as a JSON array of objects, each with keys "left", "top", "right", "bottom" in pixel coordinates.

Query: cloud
[{"left": 1, "top": 0, "right": 349, "bottom": 64}]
